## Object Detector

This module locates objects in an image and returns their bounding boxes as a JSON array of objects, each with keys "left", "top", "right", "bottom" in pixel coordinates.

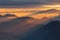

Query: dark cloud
[
  {"left": 0, "top": 0, "right": 60, "bottom": 8},
  {"left": 0, "top": 1, "right": 45, "bottom": 8}
]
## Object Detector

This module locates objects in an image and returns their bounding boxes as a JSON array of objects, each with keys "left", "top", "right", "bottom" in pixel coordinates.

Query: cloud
[
  {"left": 0, "top": 1, "right": 44, "bottom": 8},
  {"left": 0, "top": 0, "right": 60, "bottom": 8},
  {"left": 0, "top": 0, "right": 60, "bottom": 2}
]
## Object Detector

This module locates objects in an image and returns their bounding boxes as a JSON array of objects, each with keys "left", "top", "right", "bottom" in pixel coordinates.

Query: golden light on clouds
[
  {"left": 31, "top": 13, "right": 59, "bottom": 19},
  {"left": 43, "top": 5, "right": 60, "bottom": 7},
  {"left": 14, "top": 13, "right": 33, "bottom": 17},
  {"left": 0, "top": 4, "right": 60, "bottom": 17},
  {"left": 0, "top": 8, "right": 52, "bottom": 17},
  {"left": 42, "top": 5, "right": 60, "bottom": 10}
]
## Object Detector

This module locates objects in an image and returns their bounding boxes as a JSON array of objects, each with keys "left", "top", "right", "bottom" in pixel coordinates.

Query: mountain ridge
[
  {"left": 23, "top": 20, "right": 60, "bottom": 40},
  {"left": 35, "top": 9, "right": 60, "bottom": 14}
]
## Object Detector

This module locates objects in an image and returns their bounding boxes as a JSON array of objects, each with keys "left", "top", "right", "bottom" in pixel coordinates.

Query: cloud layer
[{"left": 0, "top": 0, "right": 60, "bottom": 8}]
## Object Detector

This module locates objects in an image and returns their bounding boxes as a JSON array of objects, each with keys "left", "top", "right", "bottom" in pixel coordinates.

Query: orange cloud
[{"left": 0, "top": 6, "right": 60, "bottom": 17}]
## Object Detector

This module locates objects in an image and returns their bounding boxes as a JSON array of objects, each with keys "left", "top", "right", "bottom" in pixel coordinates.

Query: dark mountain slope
[
  {"left": 52, "top": 15, "right": 60, "bottom": 21},
  {"left": 0, "top": 16, "right": 52, "bottom": 40},
  {"left": 44, "top": 21, "right": 60, "bottom": 40},
  {"left": 24, "top": 21, "right": 60, "bottom": 40},
  {"left": 0, "top": 16, "right": 60, "bottom": 40}
]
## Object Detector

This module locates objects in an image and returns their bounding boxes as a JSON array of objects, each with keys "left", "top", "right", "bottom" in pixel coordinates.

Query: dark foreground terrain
[{"left": 0, "top": 17, "right": 60, "bottom": 40}]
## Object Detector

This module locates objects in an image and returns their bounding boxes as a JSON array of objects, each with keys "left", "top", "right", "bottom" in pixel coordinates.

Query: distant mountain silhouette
[
  {"left": 0, "top": 17, "right": 34, "bottom": 27},
  {"left": 0, "top": 15, "right": 2, "bottom": 16},
  {"left": 23, "top": 20, "right": 60, "bottom": 40},
  {"left": 0, "top": 15, "right": 3, "bottom": 18},
  {"left": 35, "top": 9, "right": 60, "bottom": 14},
  {"left": 4, "top": 14, "right": 17, "bottom": 17}
]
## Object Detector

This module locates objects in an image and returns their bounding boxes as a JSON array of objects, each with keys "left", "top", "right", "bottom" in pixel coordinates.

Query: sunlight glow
[
  {"left": 42, "top": 5, "right": 60, "bottom": 10},
  {"left": 43, "top": 5, "right": 60, "bottom": 7}
]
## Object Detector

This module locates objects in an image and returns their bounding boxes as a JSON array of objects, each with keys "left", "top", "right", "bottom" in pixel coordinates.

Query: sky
[{"left": 0, "top": 0, "right": 60, "bottom": 8}]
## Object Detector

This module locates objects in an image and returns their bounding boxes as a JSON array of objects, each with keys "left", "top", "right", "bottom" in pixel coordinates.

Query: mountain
[
  {"left": 0, "top": 15, "right": 4, "bottom": 18},
  {"left": 29, "top": 9, "right": 58, "bottom": 17},
  {"left": 23, "top": 20, "right": 60, "bottom": 40},
  {"left": 34, "top": 9, "right": 60, "bottom": 14},
  {"left": 0, "top": 17, "right": 39, "bottom": 40},
  {"left": 31, "top": 9, "right": 60, "bottom": 23},
  {"left": 4, "top": 14, "right": 17, "bottom": 17},
  {"left": 0, "top": 16, "right": 55, "bottom": 40},
  {"left": 33, "top": 9, "right": 60, "bottom": 24},
  {"left": 0, "top": 16, "right": 60, "bottom": 40},
  {"left": 0, "top": 14, "right": 17, "bottom": 23}
]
